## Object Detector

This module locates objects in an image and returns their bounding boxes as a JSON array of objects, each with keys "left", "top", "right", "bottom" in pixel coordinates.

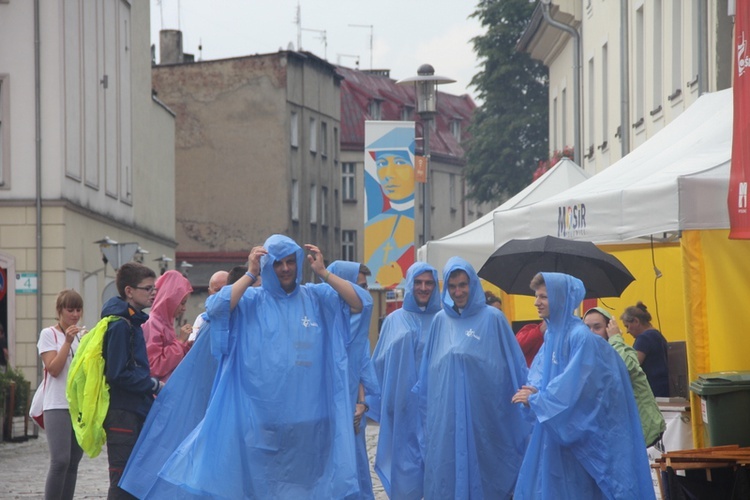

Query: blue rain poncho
[
  {"left": 326, "top": 260, "right": 377, "bottom": 500},
  {"left": 416, "top": 257, "right": 531, "bottom": 499},
  {"left": 119, "top": 317, "right": 219, "bottom": 498},
  {"left": 367, "top": 261, "right": 441, "bottom": 500},
  {"left": 155, "top": 235, "right": 369, "bottom": 499},
  {"left": 513, "top": 273, "right": 654, "bottom": 500}
]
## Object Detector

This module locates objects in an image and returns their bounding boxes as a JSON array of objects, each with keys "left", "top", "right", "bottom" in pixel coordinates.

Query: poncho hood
[
  {"left": 150, "top": 270, "right": 193, "bottom": 325},
  {"left": 403, "top": 262, "right": 441, "bottom": 314},
  {"left": 261, "top": 234, "right": 304, "bottom": 299},
  {"left": 441, "top": 257, "right": 485, "bottom": 319},
  {"left": 326, "top": 260, "right": 360, "bottom": 284}
]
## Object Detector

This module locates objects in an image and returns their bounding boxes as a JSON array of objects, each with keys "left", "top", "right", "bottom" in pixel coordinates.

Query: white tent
[
  {"left": 492, "top": 89, "right": 733, "bottom": 247},
  {"left": 418, "top": 158, "right": 590, "bottom": 271}
]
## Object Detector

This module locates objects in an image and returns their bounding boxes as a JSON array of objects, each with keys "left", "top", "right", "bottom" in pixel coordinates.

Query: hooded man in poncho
[
  {"left": 416, "top": 257, "right": 531, "bottom": 499},
  {"left": 152, "top": 235, "right": 369, "bottom": 499},
  {"left": 511, "top": 272, "right": 654, "bottom": 499},
  {"left": 367, "top": 261, "right": 441, "bottom": 500},
  {"left": 325, "top": 260, "right": 378, "bottom": 499}
]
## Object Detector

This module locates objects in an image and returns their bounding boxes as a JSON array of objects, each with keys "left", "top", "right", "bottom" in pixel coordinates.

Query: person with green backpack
[{"left": 93, "top": 262, "right": 162, "bottom": 499}]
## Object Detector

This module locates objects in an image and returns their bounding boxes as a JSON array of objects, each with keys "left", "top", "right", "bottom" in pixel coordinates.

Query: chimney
[{"left": 159, "top": 29, "right": 184, "bottom": 65}]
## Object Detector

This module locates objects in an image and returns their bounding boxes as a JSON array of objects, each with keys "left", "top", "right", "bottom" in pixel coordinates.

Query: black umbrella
[{"left": 478, "top": 235, "right": 635, "bottom": 299}]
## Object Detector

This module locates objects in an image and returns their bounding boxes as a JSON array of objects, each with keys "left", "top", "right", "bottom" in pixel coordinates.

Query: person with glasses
[
  {"left": 144, "top": 270, "right": 194, "bottom": 382},
  {"left": 101, "top": 262, "right": 162, "bottom": 499},
  {"left": 368, "top": 261, "right": 441, "bottom": 500}
]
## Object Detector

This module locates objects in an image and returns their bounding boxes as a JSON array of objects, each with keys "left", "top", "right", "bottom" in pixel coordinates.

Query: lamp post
[{"left": 397, "top": 64, "right": 455, "bottom": 246}]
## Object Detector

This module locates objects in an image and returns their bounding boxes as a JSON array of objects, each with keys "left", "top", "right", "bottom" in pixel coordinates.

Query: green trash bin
[{"left": 689, "top": 371, "right": 750, "bottom": 447}]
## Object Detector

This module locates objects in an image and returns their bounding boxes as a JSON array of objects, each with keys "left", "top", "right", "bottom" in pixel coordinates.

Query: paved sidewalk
[{"left": 0, "top": 421, "right": 386, "bottom": 499}]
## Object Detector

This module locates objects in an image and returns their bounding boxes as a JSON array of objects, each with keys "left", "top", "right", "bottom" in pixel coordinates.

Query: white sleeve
[{"left": 37, "top": 327, "right": 58, "bottom": 355}]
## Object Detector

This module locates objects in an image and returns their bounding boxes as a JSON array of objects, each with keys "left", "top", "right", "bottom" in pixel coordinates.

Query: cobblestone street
[{"left": 0, "top": 421, "right": 386, "bottom": 499}]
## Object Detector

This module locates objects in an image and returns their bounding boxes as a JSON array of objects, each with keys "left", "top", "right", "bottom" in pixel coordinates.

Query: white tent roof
[
  {"left": 493, "top": 89, "right": 733, "bottom": 247},
  {"left": 418, "top": 158, "right": 590, "bottom": 271}
]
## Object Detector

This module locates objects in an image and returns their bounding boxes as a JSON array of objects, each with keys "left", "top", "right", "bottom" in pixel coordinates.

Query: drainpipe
[
  {"left": 34, "top": 0, "right": 43, "bottom": 382},
  {"left": 540, "top": 0, "right": 581, "bottom": 166},
  {"left": 620, "top": 0, "right": 630, "bottom": 157}
]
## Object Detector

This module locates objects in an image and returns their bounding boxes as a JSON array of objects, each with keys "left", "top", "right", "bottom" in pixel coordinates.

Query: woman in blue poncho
[{"left": 512, "top": 272, "right": 654, "bottom": 499}]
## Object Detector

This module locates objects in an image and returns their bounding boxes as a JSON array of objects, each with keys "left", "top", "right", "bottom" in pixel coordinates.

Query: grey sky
[{"left": 150, "top": 0, "right": 483, "bottom": 101}]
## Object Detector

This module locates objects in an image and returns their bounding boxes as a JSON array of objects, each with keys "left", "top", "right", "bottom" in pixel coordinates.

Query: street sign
[{"left": 16, "top": 272, "right": 38, "bottom": 294}]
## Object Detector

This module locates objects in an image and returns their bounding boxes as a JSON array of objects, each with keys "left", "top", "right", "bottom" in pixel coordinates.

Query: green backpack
[{"left": 66, "top": 315, "right": 129, "bottom": 458}]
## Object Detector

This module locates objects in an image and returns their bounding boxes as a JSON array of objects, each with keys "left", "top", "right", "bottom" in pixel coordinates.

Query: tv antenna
[
  {"left": 337, "top": 54, "right": 360, "bottom": 69},
  {"left": 348, "top": 24, "right": 373, "bottom": 69}
]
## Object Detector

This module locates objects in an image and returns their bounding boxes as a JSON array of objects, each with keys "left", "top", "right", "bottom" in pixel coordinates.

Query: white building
[
  {"left": 519, "top": 0, "right": 733, "bottom": 174},
  {"left": 0, "top": 0, "right": 175, "bottom": 384}
]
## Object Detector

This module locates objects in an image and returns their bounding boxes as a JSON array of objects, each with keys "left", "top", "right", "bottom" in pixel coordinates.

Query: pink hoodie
[{"left": 143, "top": 270, "right": 193, "bottom": 382}]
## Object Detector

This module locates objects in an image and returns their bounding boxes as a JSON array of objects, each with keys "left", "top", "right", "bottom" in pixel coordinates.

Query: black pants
[{"left": 103, "top": 409, "right": 144, "bottom": 500}]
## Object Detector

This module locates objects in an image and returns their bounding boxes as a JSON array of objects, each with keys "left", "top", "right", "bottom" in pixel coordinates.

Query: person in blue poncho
[
  {"left": 368, "top": 261, "right": 441, "bottom": 500},
  {"left": 416, "top": 257, "right": 531, "bottom": 499},
  {"left": 325, "top": 260, "right": 377, "bottom": 500},
  {"left": 151, "top": 235, "right": 370, "bottom": 499},
  {"left": 511, "top": 272, "right": 655, "bottom": 500}
]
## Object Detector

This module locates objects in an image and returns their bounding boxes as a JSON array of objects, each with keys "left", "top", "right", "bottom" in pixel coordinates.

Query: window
[
  {"left": 587, "top": 56, "right": 595, "bottom": 155},
  {"left": 342, "top": 230, "right": 356, "bottom": 262},
  {"left": 670, "top": 0, "right": 682, "bottom": 99},
  {"left": 321, "top": 186, "right": 328, "bottom": 226},
  {"left": 342, "top": 162, "right": 356, "bottom": 201},
  {"left": 321, "top": 122, "right": 328, "bottom": 157},
  {"left": 601, "top": 43, "right": 609, "bottom": 144},
  {"left": 561, "top": 88, "right": 567, "bottom": 147},
  {"left": 401, "top": 106, "right": 413, "bottom": 121},
  {"left": 292, "top": 179, "right": 299, "bottom": 221},
  {"left": 635, "top": 6, "right": 645, "bottom": 124},
  {"left": 310, "top": 184, "right": 317, "bottom": 224},
  {"left": 552, "top": 96, "right": 558, "bottom": 151},
  {"left": 291, "top": 111, "right": 299, "bottom": 147},
  {"left": 369, "top": 99, "right": 382, "bottom": 120},
  {"left": 333, "top": 127, "right": 339, "bottom": 160},
  {"left": 0, "top": 76, "right": 7, "bottom": 186},
  {"left": 450, "top": 120, "right": 461, "bottom": 142},
  {"left": 652, "top": 0, "right": 663, "bottom": 113},
  {"left": 309, "top": 117, "right": 317, "bottom": 153},
  {"left": 449, "top": 174, "right": 457, "bottom": 212}
]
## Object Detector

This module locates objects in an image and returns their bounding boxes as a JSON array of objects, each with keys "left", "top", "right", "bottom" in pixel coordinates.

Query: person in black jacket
[{"left": 101, "top": 262, "right": 162, "bottom": 499}]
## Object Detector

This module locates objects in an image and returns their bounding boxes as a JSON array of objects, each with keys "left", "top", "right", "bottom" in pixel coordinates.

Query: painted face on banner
[{"left": 376, "top": 151, "right": 415, "bottom": 201}]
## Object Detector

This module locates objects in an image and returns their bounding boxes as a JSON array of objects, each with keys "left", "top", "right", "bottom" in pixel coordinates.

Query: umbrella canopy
[{"left": 478, "top": 236, "right": 635, "bottom": 299}]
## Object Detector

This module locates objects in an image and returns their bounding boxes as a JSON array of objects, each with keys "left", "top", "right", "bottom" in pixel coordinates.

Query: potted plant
[{"left": 0, "top": 367, "right": 31, "bottom": 441}]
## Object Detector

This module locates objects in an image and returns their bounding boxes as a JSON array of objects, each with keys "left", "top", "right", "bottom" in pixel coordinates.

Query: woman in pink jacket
[{"left": 144, "top": 270, "right": 193, "bottom": 382}]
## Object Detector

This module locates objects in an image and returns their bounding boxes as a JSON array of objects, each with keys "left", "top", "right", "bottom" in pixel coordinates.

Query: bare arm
[
  {"left": 41, "top": 325, "right": 81, "bottom": 377},
  {"left": 230, "top": 246, "right": 266, "bottom": 310},
  {"left": 305, "top": 244, "right": 363, "bottom": 313},
  {"left": 635, "top": 350, "right": 646, "bottom": 365}
]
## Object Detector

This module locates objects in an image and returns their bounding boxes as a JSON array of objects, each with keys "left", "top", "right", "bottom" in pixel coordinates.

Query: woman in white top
[{"left": 36, "top": 289, "right": 85, "bottom": 500}]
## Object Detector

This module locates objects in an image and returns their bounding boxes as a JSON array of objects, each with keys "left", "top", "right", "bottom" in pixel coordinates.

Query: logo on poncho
[
  {"left": 465, "top": 328, "right": 480, "bottom": 340},
  {"left": 301, "top": 316, "right": 319, "bottom": 328}
]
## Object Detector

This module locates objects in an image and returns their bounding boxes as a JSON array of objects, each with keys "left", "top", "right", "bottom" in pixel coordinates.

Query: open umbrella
[{"left": 478, "top": 235, "right": 635, "bottom": 299}]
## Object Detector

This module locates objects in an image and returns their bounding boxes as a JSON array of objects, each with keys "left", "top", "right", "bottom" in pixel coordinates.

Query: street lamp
[
  {"left": 154, "top": 254, "right": 173, "bottom": 275},
  {"left": 397, "top": 64, "right": 455, "bottom": 246}
]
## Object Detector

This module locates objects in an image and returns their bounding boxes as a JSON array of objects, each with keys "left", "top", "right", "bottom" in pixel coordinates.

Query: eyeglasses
[
  {"left": 133, "top": 285, "right": 158, "bottom": 293},
  {"left": 358, "top": 282, "right": 368, "bottom": 290}
]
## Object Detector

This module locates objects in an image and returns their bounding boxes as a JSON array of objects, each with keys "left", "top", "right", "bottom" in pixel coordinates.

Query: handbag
[{"left": 29, "top": 370, "right": 47, "bottom": 429}]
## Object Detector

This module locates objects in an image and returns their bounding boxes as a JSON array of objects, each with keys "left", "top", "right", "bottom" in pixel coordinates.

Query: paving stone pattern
[{"left": 0, "top": 420, "right": 387, "bottom": 499}]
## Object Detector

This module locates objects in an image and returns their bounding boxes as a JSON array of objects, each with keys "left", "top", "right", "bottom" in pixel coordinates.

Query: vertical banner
[
  {"left": 364, "top": 121, "right": 416, "bottom": 288},
  {"left": 729, "top": 1, "right": 750, "bottom": 239}
]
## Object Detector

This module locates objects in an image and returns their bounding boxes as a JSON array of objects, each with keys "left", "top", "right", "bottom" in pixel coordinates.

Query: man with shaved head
[{"left": 189, "top": 270, "right": 229, "bottom": 342}]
